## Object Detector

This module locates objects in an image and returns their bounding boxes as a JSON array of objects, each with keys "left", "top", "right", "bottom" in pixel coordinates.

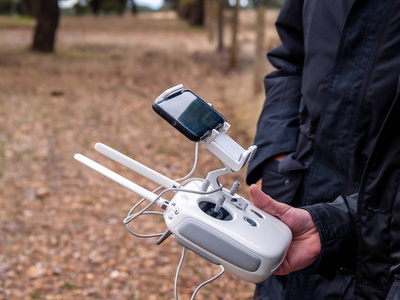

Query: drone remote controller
[
  {"left": 74, "top": 85, "right": 292, "bottom": 285},
  {"left": 165, "top": 180, "right": 291, "bottom": 283}
]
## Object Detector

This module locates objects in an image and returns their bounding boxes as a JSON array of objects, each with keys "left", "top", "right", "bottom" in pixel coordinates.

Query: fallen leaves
[{"left": 0, "top": 10, "right": 279, "bottom": 300}]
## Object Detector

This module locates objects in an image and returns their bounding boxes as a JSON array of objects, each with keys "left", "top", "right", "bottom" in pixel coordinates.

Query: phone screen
[{"left": 153, "top": 90, "right": 226, "bottom": 141}]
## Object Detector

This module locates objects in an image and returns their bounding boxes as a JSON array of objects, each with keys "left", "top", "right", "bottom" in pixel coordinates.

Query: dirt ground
[{"left": 0, "top": 9, "right": 280, "bottom": 300}]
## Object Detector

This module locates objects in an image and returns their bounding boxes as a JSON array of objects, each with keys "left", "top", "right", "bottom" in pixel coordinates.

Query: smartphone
[{"left": 152, "top": 89, "right": 226, "bottom": 142}]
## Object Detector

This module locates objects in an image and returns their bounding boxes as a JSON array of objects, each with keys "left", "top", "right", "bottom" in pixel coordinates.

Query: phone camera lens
[{"left": 172, "top": 121, "right": 177, "bottom": 126}]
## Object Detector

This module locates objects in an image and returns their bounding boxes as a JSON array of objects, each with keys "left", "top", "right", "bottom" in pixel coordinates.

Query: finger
[{"left": 249, "top": 184, "right": 291, "bottom": 220}]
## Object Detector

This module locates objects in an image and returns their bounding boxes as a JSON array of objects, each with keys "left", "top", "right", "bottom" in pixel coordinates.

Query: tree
[
  {"left": 216, "top": 0, "right": 223, "bottom": 51},
  {"left": 229, "top": 0, "right": 239, "bottom": 68},
  {"left": 176, "top": 0, "right": 205, "bottom": 26},
  {"left": 164, "top": 0, "right": 178, "bottom": 10},
  {"left": 129, "top": 0, "right": 138, "bottom": 14},
  {"left": 117, "top": 0, "right": 125, "bottom": 15},
  {"left": 19, "top": 0, "right": 39, "bottom": 17},
  {"left": 204, "top": 0, "right": 214, "bottom": 41},
  {"left": 90, "top": 0, "right": 102, "bottom": 15},
  {"left": 253, "top": 4, "right": 265, "bottom": 94},
  {"left": 32, "top": 0, "right": 59, "bottom": 53},
  {"left": 204, "top": 0, "right": 226, "bottom": 52},
  {"left": 188, "top": 0, "right": 204, "bottom": 26}
]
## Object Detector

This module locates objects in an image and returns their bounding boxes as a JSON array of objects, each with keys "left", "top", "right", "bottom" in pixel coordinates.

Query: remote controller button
[
  {"left": 251, "top": 210, "right": 264, "bottom": 219},
  {"left": 174, "top": 207, "right": 180, "bottom": 215},
  {"left": 244, "top": 217, "right": 257, "bottom": 227}
]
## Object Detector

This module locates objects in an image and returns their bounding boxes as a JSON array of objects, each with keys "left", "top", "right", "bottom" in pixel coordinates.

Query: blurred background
[{"left": 0, "top": 0, "right": 282, "bottom": 299}]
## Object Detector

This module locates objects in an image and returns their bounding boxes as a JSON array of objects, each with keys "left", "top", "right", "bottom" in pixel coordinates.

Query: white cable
[
  {"left": 122, "top": 142, "right": 225, "bottom": 299},
  {"left": 125, "top": 143, "right": 199, "bottom": 223},
  {"left": 174, "top": 143, "right": 199, "bottom": 183},
  {"left": 174, "top": 247, "right": 225, "bottom": 300},
  {"left": 174, "top": 247, "right": 186, "bottom": 300},
  {"left": 190, "top": 264, "right": 225, "bottom": 300},
  {"left": 125, "top": 211, "right": 165, "bottom": 238}
]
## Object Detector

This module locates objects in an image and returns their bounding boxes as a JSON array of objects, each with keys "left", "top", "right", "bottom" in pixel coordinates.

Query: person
[
  {"left": 246, "top": 0, "right": 400, "bottom": 298},
  {"left": 248, "top": 87, "right": 400, "bottom": 298}
]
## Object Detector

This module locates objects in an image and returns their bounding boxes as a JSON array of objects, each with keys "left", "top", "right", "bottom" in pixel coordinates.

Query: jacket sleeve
[
  {"left": 246, "top": 0, "right": 305, "bottom": 185},
  {"left": 301, "top": 194, "right": 358, "bottom": 279}
]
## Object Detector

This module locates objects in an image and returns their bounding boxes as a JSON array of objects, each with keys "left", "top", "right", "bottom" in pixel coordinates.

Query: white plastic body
[
  {"left": 201, "top": 129, "right": 257, "bottom": 172},
  {"left": 164, "top": 181, "right": 292, "bottom": 283}
]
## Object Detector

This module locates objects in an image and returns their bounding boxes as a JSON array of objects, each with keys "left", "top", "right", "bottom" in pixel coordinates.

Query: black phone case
[{"left": 152, "top": 102, "right": 201, "bottom": 142}]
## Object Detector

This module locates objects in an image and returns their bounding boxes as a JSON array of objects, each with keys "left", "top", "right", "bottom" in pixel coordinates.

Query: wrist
[{"left": 273, "top": 152, "right": 290, "bottom": 162}]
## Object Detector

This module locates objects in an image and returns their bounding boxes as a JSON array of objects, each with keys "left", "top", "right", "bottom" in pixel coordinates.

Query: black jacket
[
  {"left": 247, "top": 0, "right": 400, "bottom": 206},
  {"left": 304, "top": 90, "right": 400, "bottom": 299},
  {"left": 248, "top": 0, "right": 400, "bottom": 299}
]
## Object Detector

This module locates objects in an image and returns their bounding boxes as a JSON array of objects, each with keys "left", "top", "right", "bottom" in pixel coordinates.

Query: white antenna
[
  {"left": 94, "top": 143, "right": 179, "bottom": 189},
  {"left": 74, "top": 154, "right": 166, "bottom": 208}
]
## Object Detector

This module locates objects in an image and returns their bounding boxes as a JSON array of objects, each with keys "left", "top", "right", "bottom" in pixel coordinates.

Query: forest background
[{"left": 0, "top": 0, "right": 281, "bottom": 299}]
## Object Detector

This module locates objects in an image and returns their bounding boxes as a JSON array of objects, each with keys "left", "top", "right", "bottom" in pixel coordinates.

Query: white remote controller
[
  {"left": 74, "top": 85, "right": 292, "bottom": 286},
  {"left": 165, "top": 180, "right": 291, "bottom": 283},
  {"left": 75, "top": 143, "right": 292, "bottom": 283}
]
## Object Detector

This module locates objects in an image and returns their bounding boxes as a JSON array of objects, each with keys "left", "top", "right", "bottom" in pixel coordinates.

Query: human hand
[{"left": 248, "top": 185, "right": 321, "bottom": 275}]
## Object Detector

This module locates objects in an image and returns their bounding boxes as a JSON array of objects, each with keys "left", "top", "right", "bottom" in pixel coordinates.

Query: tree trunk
[
  {"left": 32, "top": 0, "right": 59, "bottom": 53},
  {"left": 204, "top": 0, "right": 212, "bottom": 40},
  {"left": 229, "top": 0, "right": 239, "bottom": 68},
  {"left": 20, "top": 0, "right": 40, "bottom": 17},
  {"left": 253, "top": 5, "right": 265, "bottom": 94},
  {"left": 91, "top": 0, "right": 102, "bottom": 15},
  {"left": 177, "top": 0, "right": 204, "bottom": 26},
  {"left": 217, "top": 0, "right": 223, "bottom": 51},
  {"left": 131, "top": 0, "right": 138, "bottom": 15},
  {"left": 189, "top": 0, "right": 204, "bottom": 26},
  {"left": 117, "top": 0, "right": 125, "bottom": 15}
]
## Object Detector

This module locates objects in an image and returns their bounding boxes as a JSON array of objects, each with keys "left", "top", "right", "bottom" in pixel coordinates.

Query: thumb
[{"left": 249, "top": 184, "right": 291, "bottom": 221}]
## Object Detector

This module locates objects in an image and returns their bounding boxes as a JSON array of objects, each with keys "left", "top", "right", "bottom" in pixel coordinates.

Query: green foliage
[
  {"left": 0, "top": 15, "right": 35, "bottom": 29},
  {"left": 0, "top": 0, "right": 16, "bottom": 15},
  {"left": 73, "top": 2, "right": 91, "bottom": 15},
  {"left": 29, "top": 291, "right": 41, "bottom": 299},
  {"left": 164, "top": 0, "right": 178, "bottom": 9},
  {"left": 250, "top": 0, "right": 283, "bottom": 8},
  {"left": 57, "top": 49, "right": 103, "bottom": 59},
  {"left": 72, "top": 0, "right": 154, "bottom": 15},
  {"left": 61, "top": 282, "right": 77, "bottom": 290},
  {"left": 71, "top": 0, "right": 121, "bottom": 15},
  {"left": 100, "top": 0, "right": 122, "bottom": 13}
]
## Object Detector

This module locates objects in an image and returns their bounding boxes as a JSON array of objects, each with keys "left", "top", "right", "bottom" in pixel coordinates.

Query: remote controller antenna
[
  {"left": 94, "top": 143, "right": 179, "bottom": 189},
  {"left": 74, "top": 154, "right": 168, "bottom": 209}
]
